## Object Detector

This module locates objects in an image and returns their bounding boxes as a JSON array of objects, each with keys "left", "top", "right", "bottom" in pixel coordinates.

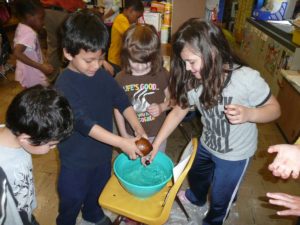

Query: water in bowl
[{"left": 122, "top": 161, "right": 169, "bottom": 186}]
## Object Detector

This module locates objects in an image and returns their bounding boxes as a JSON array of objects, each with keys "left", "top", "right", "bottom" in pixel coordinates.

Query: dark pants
[
  {"left": 187, "top": 142, "right": 250, "bottom": 225},
  {"left": 56, "top": 162, "right": 111, "bottom": 225}
]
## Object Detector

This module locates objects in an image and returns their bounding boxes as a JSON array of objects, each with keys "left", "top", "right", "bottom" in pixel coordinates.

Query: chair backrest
[{"left": 157, "top": 138, "right": 198, "bottom": 224}]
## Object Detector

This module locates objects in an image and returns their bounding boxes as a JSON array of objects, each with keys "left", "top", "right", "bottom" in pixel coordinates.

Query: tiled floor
[{"left": 1, "top": 70, "right": 299, "bottom": 225}]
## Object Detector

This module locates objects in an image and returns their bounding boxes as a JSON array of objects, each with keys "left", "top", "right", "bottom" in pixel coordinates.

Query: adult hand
[
  {"left": 267, "top": 192, "right": 300, "bottom": 216},
  {"left": 268, "top": 144, "right": 300, "bottom": 179}
]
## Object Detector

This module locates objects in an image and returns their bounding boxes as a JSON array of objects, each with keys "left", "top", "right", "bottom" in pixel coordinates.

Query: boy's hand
[
  {"left": 224, "top": 104, "right": 251, "bottom": 124},
  {"left": 119, "top": 137, "right": 143, "bottom": 160},
  {"left": 40, "top": 63, "right": 54, "bottom": 75},
  {"left": 147, "top": 103, "right": 162, "bottom": 118},
  {"left": 268, "top": 144, "right": 300, "bottom": 179}
]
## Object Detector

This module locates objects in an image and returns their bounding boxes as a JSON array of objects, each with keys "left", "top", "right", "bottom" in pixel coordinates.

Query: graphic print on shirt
[
  {"left": 13, "top": 164, "right": 34, "bottom": 217},
  {"left": 198, "top": 96, "right": 233, "bottom": 153},
  {"left": 124, "top": 83, "right": 157, "bottom": 124}
]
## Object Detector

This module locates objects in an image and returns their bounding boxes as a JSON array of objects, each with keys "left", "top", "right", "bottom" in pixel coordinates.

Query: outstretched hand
[
  {"left": 267, "top": 192, "right": 300, "bottom": 216},
  {"left": 268, "top": 144, "right": 300, "bottom": 179}
]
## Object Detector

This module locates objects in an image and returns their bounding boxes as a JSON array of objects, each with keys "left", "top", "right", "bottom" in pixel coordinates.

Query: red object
[{"left": 41, "top": 0, "right": 86, "bottom": 12}]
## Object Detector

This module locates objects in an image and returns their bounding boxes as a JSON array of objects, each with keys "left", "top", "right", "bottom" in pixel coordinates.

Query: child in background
[
  {"left": 55, "top": 10, "right": 146, "bottom": 225},
  {"left": 147, "top": 19, "right": 281, "bottom": 225},
  {"left": 13, "top": 0, "right": 54, "bottom": 88},
  {"left": 0, "top": 85, "right": 73, "bottom": 225},
  {"left": 108, "top": 0, "right": 144, "bottom": 72},
  {"left": 99, "top": 0, "right": 121, "bottom": 29},
  {"left": 115, "top": 24, "right": 170, "bottom": 152}
]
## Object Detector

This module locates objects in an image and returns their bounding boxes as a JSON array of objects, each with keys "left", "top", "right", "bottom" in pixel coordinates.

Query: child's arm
[
  {"left": 150, "top": 105, "right": 190, "bottom": 161},
  {"left": 147, "top": 87, "right": 171, "bottom": 117},
  {"left": 14, "top": 44, "right": 54, "bottom": 75},
  {"left": 224, "top": 95, "right": 280, "bottom": 124},
  {"left": 266, "top": 192, "right": 300, "bottom": 216},
  {"left": 99, "top": 60, "right": 115, "bottom": 76},
  {"left": 114, "top": 108, "right": 132, "bottom": 138},
  {"left": 122, "top": 106, "right": 147, "bottom": 138},
  {"left": 268, "top": 144, "right": 300, "bottom": 179},
  {"left": 89, "top": 124, "right": 142, "bottom": 159}
]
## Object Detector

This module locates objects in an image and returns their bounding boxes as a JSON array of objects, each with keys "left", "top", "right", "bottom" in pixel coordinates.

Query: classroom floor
[{"left": 0, "top": 36, "right": 299, "bottom": 225}]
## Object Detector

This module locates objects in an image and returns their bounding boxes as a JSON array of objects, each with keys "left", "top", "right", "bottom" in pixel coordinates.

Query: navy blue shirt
[{"left": 55, "top": 68, "right": 131, "bottom": 168}]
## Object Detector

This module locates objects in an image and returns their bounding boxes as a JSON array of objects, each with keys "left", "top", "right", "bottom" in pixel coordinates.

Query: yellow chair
[{"left": 99, "top": 138, "right": 198, "bottom": 225}]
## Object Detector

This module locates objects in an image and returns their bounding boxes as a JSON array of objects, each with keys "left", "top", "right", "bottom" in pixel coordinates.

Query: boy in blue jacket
[{"left": 55, "top": 10, "right": 146, "bottom": 225}]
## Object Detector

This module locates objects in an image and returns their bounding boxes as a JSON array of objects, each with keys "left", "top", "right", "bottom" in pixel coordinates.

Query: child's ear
[
  {"left": 63, "top": 48, "right": 73, "bottom": 61},
  {"left": 17, "top": 133, "right": 31, "bottom": 144}
]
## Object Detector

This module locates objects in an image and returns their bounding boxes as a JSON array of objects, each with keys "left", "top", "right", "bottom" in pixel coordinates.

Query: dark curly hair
[{"left": 6, "top": 85, "right": 73, "bottom": 146}]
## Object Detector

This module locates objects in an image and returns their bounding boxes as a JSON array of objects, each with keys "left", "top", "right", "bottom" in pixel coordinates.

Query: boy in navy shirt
[{"left": 55, "top": 10, "right": 146, "bottom": 225}]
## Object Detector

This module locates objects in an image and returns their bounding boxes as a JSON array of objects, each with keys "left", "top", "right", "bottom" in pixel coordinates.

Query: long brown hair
[
  {"left": 121, "top": 24, "right": 163, "bottom": 75},
  {"left": 170, "top": 18, "right": 244, "bottom": 109}
]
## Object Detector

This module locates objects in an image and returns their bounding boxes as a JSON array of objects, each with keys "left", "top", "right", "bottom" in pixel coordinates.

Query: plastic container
[{"left": 114, "top": 152, "right": 174, "bottom": 198}]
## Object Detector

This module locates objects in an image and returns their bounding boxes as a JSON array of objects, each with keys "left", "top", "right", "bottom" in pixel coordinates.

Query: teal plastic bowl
[{"left": 114, "top": 152, "right": 174, "bottom": 198}]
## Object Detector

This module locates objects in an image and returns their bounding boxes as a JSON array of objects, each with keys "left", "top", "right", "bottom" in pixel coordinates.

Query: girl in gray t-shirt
[{"left": 147, "top": 19, "right": 281, "bottom": 225}]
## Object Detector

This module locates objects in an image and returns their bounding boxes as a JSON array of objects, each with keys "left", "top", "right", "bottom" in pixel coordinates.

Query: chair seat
[
  {"left": 99, "top": 139, "right": 198, "bottom": 225},
  {"left": 99, "top": 174, "right": 174, "bottom": 225}
]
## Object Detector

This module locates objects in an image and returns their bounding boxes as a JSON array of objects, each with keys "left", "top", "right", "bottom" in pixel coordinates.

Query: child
[
  {"left": 114, "top": 24, "right": 170, "bottom": 152},
  {"left": 147, "top": 19, "right": 281, "bottom": 225},
  {"left": 99, "top": 0, "right": 121, "bottom": 30},
  {"left": 55, "top": 10, "right": 146, "bottom": 225},
  {"left": 107, "top": 0, "right": 144, "bottom": 72},
  {"left": 0, "top": 85, "right": 73, "bottom": 225},
  {"left": 13, "top": 0, "right": 54, "bottom": 88}
]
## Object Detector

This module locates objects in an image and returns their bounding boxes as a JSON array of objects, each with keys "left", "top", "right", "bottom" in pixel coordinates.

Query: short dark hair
[
  {"left": 14, "top": 0, "right": 43, "bottom": 19},
  {"left": 121, "top": 24, "right": 162, "bottom": 75},
  {"left": 124, "top": 0, "right": 144, "bottom": 11},
  {"left": 6, "top": 85, "right": 73, "bottom": 146},
  {"left": 61, "top": 10, "right": 109, "bottom": 57}
]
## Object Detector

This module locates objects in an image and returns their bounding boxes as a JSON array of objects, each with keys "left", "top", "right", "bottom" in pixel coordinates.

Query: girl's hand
[
  {"left": 40, "top": 63, "right": 54, "bottom": 75},
  {"left": 119, "top": 137, "right": 143, "bottom": 160},
  {"left": 147, "top": 103, "right": 162, "bottom": 118},
  {"left": 224, "top": 104, "right": 251, "bottom": 124},
  {"left": 268, "top": 144, "right": 300, "bottom": 179},
  {"left": 267, "top": 192, "right": 300, "bottom": 216}
]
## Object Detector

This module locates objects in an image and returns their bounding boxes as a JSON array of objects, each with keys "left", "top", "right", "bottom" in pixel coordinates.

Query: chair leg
[
  {"left": 176, "top": 195, "right": 191, "bottom": 222},
  {"left": 113, "top": 215, "right": 144, "bottom": 225},
  {"left": 112, "top": 215, "right": 123, "bottom": 225}
]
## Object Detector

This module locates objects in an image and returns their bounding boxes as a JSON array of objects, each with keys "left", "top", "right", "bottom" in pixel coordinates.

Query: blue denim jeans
[
  {"left": 187, "top": 142, "right": 250, "bottom": 225},
  {"left": 56, "top": 162, "right": 111, "bottom": 225}
]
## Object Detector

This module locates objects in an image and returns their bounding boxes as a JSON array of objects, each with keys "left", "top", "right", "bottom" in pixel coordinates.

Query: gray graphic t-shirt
[
  {"left": 188, "top": 66, "right": 270, "bottom": 161},
  {"left": 0, "top": 145, "right": 36, "bottom": 222}
]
